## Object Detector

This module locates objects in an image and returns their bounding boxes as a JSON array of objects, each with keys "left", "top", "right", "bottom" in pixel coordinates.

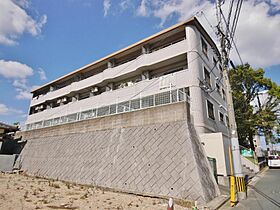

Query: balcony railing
[
  {"left": 30, "top": 39, "right": 188, "bottom": 107},
  {"left": 25, "top": 88, "right": 189, "bottom": 131}
]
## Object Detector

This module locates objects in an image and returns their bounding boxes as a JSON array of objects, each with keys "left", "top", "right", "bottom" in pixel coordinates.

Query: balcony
[
  {"left": 26, "top": 69, "right": 191, "bottom": 125},
  {"left": 26, "top": 86, "right": 190, "bottom": 131},
  {"left": 30, "top": 39, "right": 188, "bottom": 107}
]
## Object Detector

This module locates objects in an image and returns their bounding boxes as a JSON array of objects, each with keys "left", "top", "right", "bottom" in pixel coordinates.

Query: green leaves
[{"left": 229, "top": 64, "right": 280, "bottom": 149}]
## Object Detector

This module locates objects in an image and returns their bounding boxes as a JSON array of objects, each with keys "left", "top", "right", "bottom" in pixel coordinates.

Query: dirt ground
[{"left": 0, "top": 172, "right": 188, "bottom": 210}]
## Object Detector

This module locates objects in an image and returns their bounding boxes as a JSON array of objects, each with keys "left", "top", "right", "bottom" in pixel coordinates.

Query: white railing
[
  {"left": 25, "top": 88, "right": 189, "bottom": 131},
  {"left": 30, "top": 39, "right": 188, "bottom": 107}
]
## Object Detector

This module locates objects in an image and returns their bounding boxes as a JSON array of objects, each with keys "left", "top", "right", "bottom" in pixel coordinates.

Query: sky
[{"left": 0, "top": 0, "right": 279, "bottom": 126}]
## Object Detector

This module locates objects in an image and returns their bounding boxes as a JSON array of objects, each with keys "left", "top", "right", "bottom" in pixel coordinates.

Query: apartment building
[
  {"left": 22, "top": 17, "right": 234, "bottom": 180},
  {"left": 26, "top": 17, "right": 229, "bottom": 137},
  {"left": 18, "top": 17, "right": 232, "bottom": 203}
]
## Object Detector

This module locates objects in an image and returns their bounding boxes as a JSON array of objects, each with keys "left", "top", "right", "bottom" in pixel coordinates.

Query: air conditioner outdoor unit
[
  {"left": 91, "top": 87, "right": 98, "bottom": 92},
  {"left": 127, "top": 81, "right": 133, "bottom": 86}
]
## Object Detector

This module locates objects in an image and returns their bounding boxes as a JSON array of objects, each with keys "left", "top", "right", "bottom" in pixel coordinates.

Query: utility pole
[{"left": 216, "top": 0, "right": 246, "bottom": 201}]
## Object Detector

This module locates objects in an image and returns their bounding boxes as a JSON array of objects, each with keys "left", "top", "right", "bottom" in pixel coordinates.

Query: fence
[{"left": 26, "top": 88, "right": 189, "bottom": 131}]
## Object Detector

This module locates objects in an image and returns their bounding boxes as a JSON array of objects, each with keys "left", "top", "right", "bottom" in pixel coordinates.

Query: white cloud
[
  {"left": 120, "top": 0, "right": 133, "bottom": 11},
  {"left": 12, "top": 0, "right": 30, "bottom": 8},
  {"left": 0, "top": 60, "right": 33, "bottom": 79},
  {"left": 137, "top": 0, "right": 149, "bottom": 17},
  {"left": 15, "top": 89, "right": 32, "bottom": 100},
  {"left": 13, "top": 79, "right": 28, "bottom": 89},
  {"left": 198, "top": 0, "right": 280, "bottom": 67},
  {"left": 0, "top": 0, "right": 47, "bottom": 46},
  {"left": 12, "top": 79, "right": 32, "bottom": 100},
  {"left": 130, "top": 0, "right": 280, "bottom": 67},
  {"left": 0, "top": 104, "right": 9, "bottom": 115},
  {"left": 0, "top": 103, "right": 24, "bottom": 115},
  {"left": 38, "top": 68, "right": 47, "bottom": 80},
  {"left": 0, "top": 60, "right": 35, "bottom": 100},
  {"left": 103, "top": 0, "right": 111, "bottom": 16},
  {"left": 134, "top": 0, "right": 211, "bottom": 27},
  {"left": 231, "top": 1, "right": 280, "bottom": 67}
]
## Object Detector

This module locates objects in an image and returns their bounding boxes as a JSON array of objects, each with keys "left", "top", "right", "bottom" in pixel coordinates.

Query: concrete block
[
  {"left": 0, "top": 154, "right": 17, "bottom": 172},
  {"left": 17, "top": 102, "right": 219, "bottom": 204}
]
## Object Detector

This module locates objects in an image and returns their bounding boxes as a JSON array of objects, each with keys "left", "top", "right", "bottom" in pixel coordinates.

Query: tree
[{"left": 229, "top": 64, "right": 280, "bottom": 151}]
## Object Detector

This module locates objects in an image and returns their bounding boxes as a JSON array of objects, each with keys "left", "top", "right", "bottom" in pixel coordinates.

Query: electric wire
[
  {"left": 220, "top": 9, "right": 243, "bottom": 65},
  {"left": 226, "top": 0, "right": 235, "bottom": 36}
]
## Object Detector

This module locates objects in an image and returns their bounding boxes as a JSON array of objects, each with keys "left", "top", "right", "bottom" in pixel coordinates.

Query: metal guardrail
[
  {"left": 239, "top": 145, "right": 259, "bottom": 164},
  {"left": 25, "top": 88, "right": 189, "bottom": 131}
]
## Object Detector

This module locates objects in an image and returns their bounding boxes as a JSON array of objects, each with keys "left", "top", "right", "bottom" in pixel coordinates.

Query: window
[
  {"left": 226, "top": 115, "right": 230, "bottom": 127},
  {"left": 219, "top": 65, "right": 223, "bottom": 77},
  {"left": 201, "top": 38, "right": 208, "bottom": 56},
  {"left": 207, "top": 100, "right": 215, "bottom": 120},
  {"left": 219, "top": 112, "right": 224, "bottom": 123},
  {"left": 204, "top": 67, "right": 211, "bottom": 87},
  {"left": 216, "top": 83, "right": 221, "bottom": 94},
  {"left": 222, "top": 89, "right": 226, "bottom": 100}
]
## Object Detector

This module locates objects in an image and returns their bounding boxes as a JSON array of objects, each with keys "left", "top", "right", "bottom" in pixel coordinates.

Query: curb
[
  {"left": 248, "top": 166, "right": 268, "bottom": 186},
  {"left": 204, "top": 194, "right": 230, "bottom": 210}
]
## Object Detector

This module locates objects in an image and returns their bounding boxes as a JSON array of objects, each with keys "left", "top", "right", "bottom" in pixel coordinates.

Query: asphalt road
[{"left": 221, "top": 168, "right": 280, "bottom": 210}]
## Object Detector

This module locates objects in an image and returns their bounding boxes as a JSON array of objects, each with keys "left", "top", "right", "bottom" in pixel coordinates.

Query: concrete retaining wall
[
  {"left": 0, "top": 154, "right": 17, "bottom": 172},
  {"left": 240, "top": 155, "right": 259, "bottom": 173},
  {"left": 17, "top": 102, "right": 220, "bottom": 204}
]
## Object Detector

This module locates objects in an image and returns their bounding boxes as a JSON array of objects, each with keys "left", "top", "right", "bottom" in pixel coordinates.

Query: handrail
[{"left": 25, "top": 87, "right": 189, "bottom": 131}]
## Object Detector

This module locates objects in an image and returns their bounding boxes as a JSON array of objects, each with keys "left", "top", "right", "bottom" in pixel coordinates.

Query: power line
[{"left": 220, "top": 9, "right": 243, "bottom": 65}]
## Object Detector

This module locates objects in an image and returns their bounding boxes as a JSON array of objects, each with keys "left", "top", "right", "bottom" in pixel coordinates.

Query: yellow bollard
[
  {"left": 229, "top": 146, "right": 237, "bottom": 207},
  {"left": 230, "top": 175, "right": 236, "bottom": 207}
]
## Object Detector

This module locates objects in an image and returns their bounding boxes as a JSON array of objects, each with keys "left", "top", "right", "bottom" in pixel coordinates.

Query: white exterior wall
[
  {"left": 26, "top": 23, "right": 230, "bottom": 141},
  {"left": 30, "top": 40, "right": 188, "bottom": 107},
  {"left": 26, "top": 69, "right": 191, "bottom": 124},
  {"left": 200, "top": 133, "right": 231, "bottom": 176},
  {"left": 185, "top": 25, "right": 205, "bottom": 133},
  {"left": 185, "top": 25, "right": 229, "bottom": 136},
  {"left": 185, "top": 25, "right": 231, "bottom": 177}
]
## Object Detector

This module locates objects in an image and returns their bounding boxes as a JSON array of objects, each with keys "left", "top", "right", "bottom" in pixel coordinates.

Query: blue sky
[{"left": 0, "top": 0, "right": 279, "bottom": 126}]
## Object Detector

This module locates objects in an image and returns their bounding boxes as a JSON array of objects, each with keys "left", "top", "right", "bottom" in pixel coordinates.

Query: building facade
[
  {"left": 23, "top": 17, "right": 233, "bottom": 178},
  {"left": 26, "top": 18, "right": 229, "bottom": 137},
  {"left": 17, "top": 17, "right": 233, "bottom": 203}
]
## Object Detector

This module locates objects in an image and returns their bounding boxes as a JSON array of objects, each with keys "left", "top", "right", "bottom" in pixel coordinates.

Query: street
[{"left": 222, "top": 168, "right": 280, "bottom": 210}]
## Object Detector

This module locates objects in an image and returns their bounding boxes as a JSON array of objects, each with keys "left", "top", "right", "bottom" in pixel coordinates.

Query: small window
[
  {"left": 219, "top": 112, "right": 224, "bottom": 123},
  {"left": 185, "top": 87, "right": 190, "bottom": 96},
  {"left": 204, "top": 67, "right": 211, "bottom": 87},
  {"left": 207, "top": 100, "right": 215, "bottom": 120},
  {"left": 216, "top": 83, "right": 221, "bottom": 94},
  {"left": 201, "top": 38, "right": 208, "bottom": 56},
  {"left": 226, "top": 115, "right": 229, "bottom": 127},
  {"left": 222, "top": 89, "right": 226, "bottom": 100},
  {"left": 219, "top": 65, "right": 223, "bottom": 76}
]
